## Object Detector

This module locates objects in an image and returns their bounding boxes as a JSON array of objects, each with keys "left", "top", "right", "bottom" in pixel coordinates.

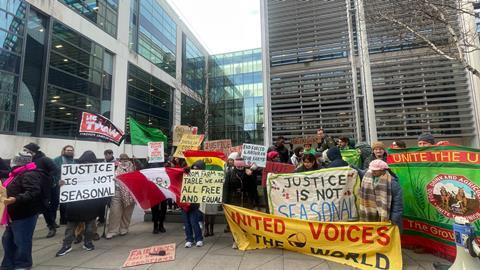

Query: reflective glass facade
[
  {"left": 0, "top": 0, "right": 26, "bottom": 133},
  {"left": 209, "top": 49, "right": 263, "bottom": 145},
  {"left": 181, "top": 93, "right": 204, "bottom": 133},
  {"left": 44, "top": 21, "right": 113, "bottom": 137},
  {"left": 182, "top": 34, "right": 205, "bottom": 96},
  {"left": 127, "top": 63, "right": 172, "bottom": 135},
  {"left": 130, "top": 0, "right": 176, "bottom": 77},
  {"left": 58, "top": 0, "right": 118, "bottom": 37}
]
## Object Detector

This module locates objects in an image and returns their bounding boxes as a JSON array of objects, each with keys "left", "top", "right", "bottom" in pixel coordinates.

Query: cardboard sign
[
  {"left": 181, "top": 170, "right": 225, "bottom": 204},
  {"left": 261, "top": 161, "right": 296, "bottom": 187},
  {"left": 172, "top": 125, "right": 198, "bottom": 146},
  {"left": 78, "top": 112, "right": 125, "bottom": 145},
  {"left": 204, "top": 139, "right": 232, "bottom": 155},
  {"left": 60, "top": 163, "right": 115, "bottom": 203},
  {"left": 173, "top": 134, "right": 204, "bottom": 158},
  {"left": 229, "top": 145, "right": 243, "bottom": 155},
  {"left": 148, "top": 142, "right": 164, "bottom": 163},
  {"left": 267, "top": 167, "right": 359, "bottom": 221},
  {"left": 224, "top": 204, "right": 402, "bottom": 270},
  {"left": 242, "top": 143, "right": 267, "bottom": 167},
  {"left": 291, "top": 136, "right": 317, "bottom": 145},
  {"left": 123, "top": 243, "right": 176, "bottom": 268}
]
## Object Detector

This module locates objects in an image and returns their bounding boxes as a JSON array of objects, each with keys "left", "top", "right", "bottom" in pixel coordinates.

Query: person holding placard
[
  {"left": 106, "top": 154, "right": 136, "bottom": 239},
  {"left": 56, "top": 151, "right": 108, "bottom": 257},
  {"left": 180, "top": 161, "right": 204, "bottom": 248},
  {"left": 53, "top": 145, "right": 76, "bottom": 225},
  {"left": 1, "top": 152, "right": 46, "bottom": 270}
]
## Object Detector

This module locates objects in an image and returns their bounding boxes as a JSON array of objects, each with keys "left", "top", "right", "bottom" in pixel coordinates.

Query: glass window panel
[
  {"left": 0, "top": 30, "right": 23, "bottom": 54},
  {"left": 0, "top": 50, "right": 20, "bottom": 73},
  {"left": 0, "top": 111, "right": 14, "bottom": 132}
]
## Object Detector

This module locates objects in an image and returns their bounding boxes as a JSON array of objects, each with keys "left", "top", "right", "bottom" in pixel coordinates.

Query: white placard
[
  {"left": 148, "top": 142, "right": 165, "bottom": 163},
  {"left": 241, "top": 143, "right": 267, "bottom": 168},
  {"left": 60, "top": 162, "right": 115, "bottom": 203}
]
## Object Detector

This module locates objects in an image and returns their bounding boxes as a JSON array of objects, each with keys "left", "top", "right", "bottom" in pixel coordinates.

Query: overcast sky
[{"left": 166, "top": 0, "right": 261, "bottom": 54}]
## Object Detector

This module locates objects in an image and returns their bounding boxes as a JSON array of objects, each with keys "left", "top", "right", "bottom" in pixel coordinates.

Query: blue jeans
[
  {"left": 1, "top": 215, "right": 38, "bottom": 270},
  {"left": 182, "top": 209, "right": 203, "bottom": 243}
]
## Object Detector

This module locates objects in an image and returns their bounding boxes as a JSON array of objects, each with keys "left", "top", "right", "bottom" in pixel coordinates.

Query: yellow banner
[
  {"left": 224, "top": 204, "right": 402, "bottom": 270},
  {"left": 173, "top": 134, "right": 204, "bottom": 158}
]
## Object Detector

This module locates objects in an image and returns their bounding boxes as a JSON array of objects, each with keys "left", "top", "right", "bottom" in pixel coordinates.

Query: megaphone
[{"left": 449, "top": 217, "right": 480, "bottom": 270}]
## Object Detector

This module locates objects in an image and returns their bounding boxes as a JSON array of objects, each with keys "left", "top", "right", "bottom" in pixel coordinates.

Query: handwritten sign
[
  {"left": 228, "top": 145, "right": 243, "bottom": 155},
  {"left": 181, "top": 170, "right": 225, "bottom": 204},
  {"left": 172, "top": 125, "right": 198, "bottom": 146},
  {"left": 291, "top": 136, "right": 317, "bottom": 145},
  {"left": 148, "top": 142, "right": 164, "bottom": 163},
  {"left": 0, "top": 186, "right": 6, "bottom": 221},
  {"left": 204, "top": 139, "right": 232, "bottom": 155},
  {"left": 122, "top": 243, "right": 176, "bottom": 267},
  {"left": 60, "top": 163, "right": 115, "bottom": 203},
  {"left": 242, "top": 143, "right": 267, "bottom": 167},
  {"left": 267, "top": 167, "right": 359, "bottom": 221},
  {"left": 173, "top": 134, "right": 204, "bottom": 158}
]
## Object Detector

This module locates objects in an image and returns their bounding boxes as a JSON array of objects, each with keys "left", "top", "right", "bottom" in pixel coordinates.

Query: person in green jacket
[{"left": 53, "top": 145, "right": 75, "bottom": 226}]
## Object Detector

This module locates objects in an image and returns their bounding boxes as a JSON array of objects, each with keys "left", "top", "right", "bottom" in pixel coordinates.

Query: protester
[
  {"left": 148, "top": 159, "right": 168, "bottom": 234},
  {"left": 358, "top": 160, "right": 393, "bottom": 222},
  {"left": 315, "top": 128, "right": 336, "bottom": 153},
  {"left": 388, "top": 168, "right": 404, "bottom": 233},
  {"left": 290, "top": 146, "right": 304, "bottom": 167},
  {"left": 363, "top": 142, "right": 387, "bottom": 170},
  {"left": 104, "top": 149, "right": 115, "bottom": 163},
  {"left": 270, "top": 136, "right": 290, "bottom": 163},
  {"left": 53, "top": 145, "right": 75, "bottom": 225},
  {"left": 303, "top": 143, "right": 315, "bottom": 155},
  {"left": 337, "top": 137, "right": 351, "bottom": 150},
  {"left": 23, "top": 142, "right": 58, "bottom": 238},
  {"left": 1, "top": 152, "right": 46, "bottom": 270},
  {"left": 417, "top": 133, "right": 435, "bottom": 147},
  {"left": 106, "top": 154, "right": 136, "bottom": 239},
  {"left": 326, "top": 147, "right": 348, "bottom": 168},
  {"left": 390, "top": 140, "right": 406, "bottom": 149},
  {"left": 181, "top": 161, "right": 205, "bottom": 248},
  {"left": 56, "top": 151, "right": 107, "bottom": 256},
  {"left": 266, "top": 151, "right": 280, "bottom": 162},
  {"left": 0, "top": 157, "right": 10, "bottom": 179},
  {"left": 295, "top": 153, "right": 320, "bottom": 172}
]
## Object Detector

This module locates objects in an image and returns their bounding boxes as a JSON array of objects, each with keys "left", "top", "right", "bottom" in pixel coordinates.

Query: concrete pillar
[{"left": 261, "top": 0, "right": 272, "bottom": 147}]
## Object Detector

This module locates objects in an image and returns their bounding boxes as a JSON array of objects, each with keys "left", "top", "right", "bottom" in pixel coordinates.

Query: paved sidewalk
[{"left": 0, "top": 207, "right": 452, "bottom": 270}]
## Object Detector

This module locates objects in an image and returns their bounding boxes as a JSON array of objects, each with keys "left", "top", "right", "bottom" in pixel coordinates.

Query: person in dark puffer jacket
[
  {"left": 56, "top": 151, "right": 107, "bottom": 257},
  {"left": 23, "top": 142, "right": 58, "bottom": 238},
  {"left": 326, "top": 147, "right": 349, "bottom": 168},
  {"left": 1, "top": 152, "right": 45, "bottom": 270}
]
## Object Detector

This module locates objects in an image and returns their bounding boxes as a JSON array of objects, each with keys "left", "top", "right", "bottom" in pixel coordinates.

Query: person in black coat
[
  {"left": 294, "top": 153, "right": 321, "bottom": 172},
  {"left": 269, "top": 136, "right": 290, "bottom": 164},
  {"left": 326, "top": 147, "right": 349, "bottom": 168},
  {"left": 23, "top": 143, "right": 59, "bottom": 238},
  {"left": 1, "top": 152, "right": 45, "bottom": 270},
  {"left": 56, "top": 151, "right": 106, "bottom": 256}
]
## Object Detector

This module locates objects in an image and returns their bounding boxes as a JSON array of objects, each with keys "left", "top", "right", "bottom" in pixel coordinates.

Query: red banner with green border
[{"left": 387, "top": 146, "right": 480, "bottom": 261}]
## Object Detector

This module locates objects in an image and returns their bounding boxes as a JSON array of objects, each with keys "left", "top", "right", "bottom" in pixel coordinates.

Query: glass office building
[
  {"left": 209, "top": 48, "right": 264, "bottom": 145},
  {"left": 0, "top": 0, "right": 215, "bottom": 158}
]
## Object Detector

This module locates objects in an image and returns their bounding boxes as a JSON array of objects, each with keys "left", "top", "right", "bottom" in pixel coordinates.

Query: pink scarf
[{"left": 1, "top": 162, "right": 37, "bottom": 225}]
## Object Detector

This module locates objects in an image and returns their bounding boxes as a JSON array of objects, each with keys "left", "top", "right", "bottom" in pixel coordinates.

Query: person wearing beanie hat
[
  {"left": 267, "top": 151, "right": 280, "bottom": 162},
  {"left": 362, "top": 141, "right": 387, "bottom": 170},
  {"left": 1, "top": 152, "right": 46, "bottom": 270},
  {"left": 417, "top": 133, "right": 435, "bottom": 147},
  {"left": 23, "top": 143, "right": 59, "bottom": 238}
]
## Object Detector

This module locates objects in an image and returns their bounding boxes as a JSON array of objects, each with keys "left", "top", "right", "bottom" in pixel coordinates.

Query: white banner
[
  {"left": 241, "top": 143, "right": 267, "bottom": 167},
  {"left": 60, "top": 162, "right": 115, "bottom": 203},
  {"left": 148, "top": 142, "right": 164, "bottom": 163},
  {"left": 267, "top": 167, "right": 359, "bottom": 221}
]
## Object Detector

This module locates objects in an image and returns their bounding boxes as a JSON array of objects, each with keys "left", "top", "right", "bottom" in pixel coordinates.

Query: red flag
[{"left": 116, "top": 167, "right": 184, "bottom": 209}]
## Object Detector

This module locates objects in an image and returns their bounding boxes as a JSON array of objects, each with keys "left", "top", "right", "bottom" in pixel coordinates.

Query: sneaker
[
  {"left": 83, "top": 242, "right": 95, "bottom": 251},
  {"left": 185, "top": 241, "right": 193, "bottom": 248},
  {"left": 55, "top": 246, "right": 72, "bottom": 257},
  {"left": 105, "top": 233, "right": 117, "bottom": 239},
  {"left": 196, "top": 241, "right": 204, "bottom": 247}
]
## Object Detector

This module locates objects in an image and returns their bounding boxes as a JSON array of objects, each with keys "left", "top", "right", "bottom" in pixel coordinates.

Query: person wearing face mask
[
  {"left": 295, "top": 154, "right": 320, "bottom": 172},
  {"left": 53, "top": 145, "right": 76, "bottom": 225},
  {"left": 105, "top": 154, "right": 136, "bottom": 239}
]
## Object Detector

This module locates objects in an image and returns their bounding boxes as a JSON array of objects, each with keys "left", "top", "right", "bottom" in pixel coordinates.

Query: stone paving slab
[{"left": 0, "top": 207, "right": 453, "bottom": 270}]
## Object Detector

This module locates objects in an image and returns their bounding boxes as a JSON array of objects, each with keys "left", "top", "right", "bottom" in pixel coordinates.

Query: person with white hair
[{"left": 1, "top": 152, "right": 46, "bottom": 269}]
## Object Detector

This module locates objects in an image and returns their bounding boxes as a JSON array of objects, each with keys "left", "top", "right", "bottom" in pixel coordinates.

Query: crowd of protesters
[{"left": 0, "top": 130, "right": 457, "bottom": 268}]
